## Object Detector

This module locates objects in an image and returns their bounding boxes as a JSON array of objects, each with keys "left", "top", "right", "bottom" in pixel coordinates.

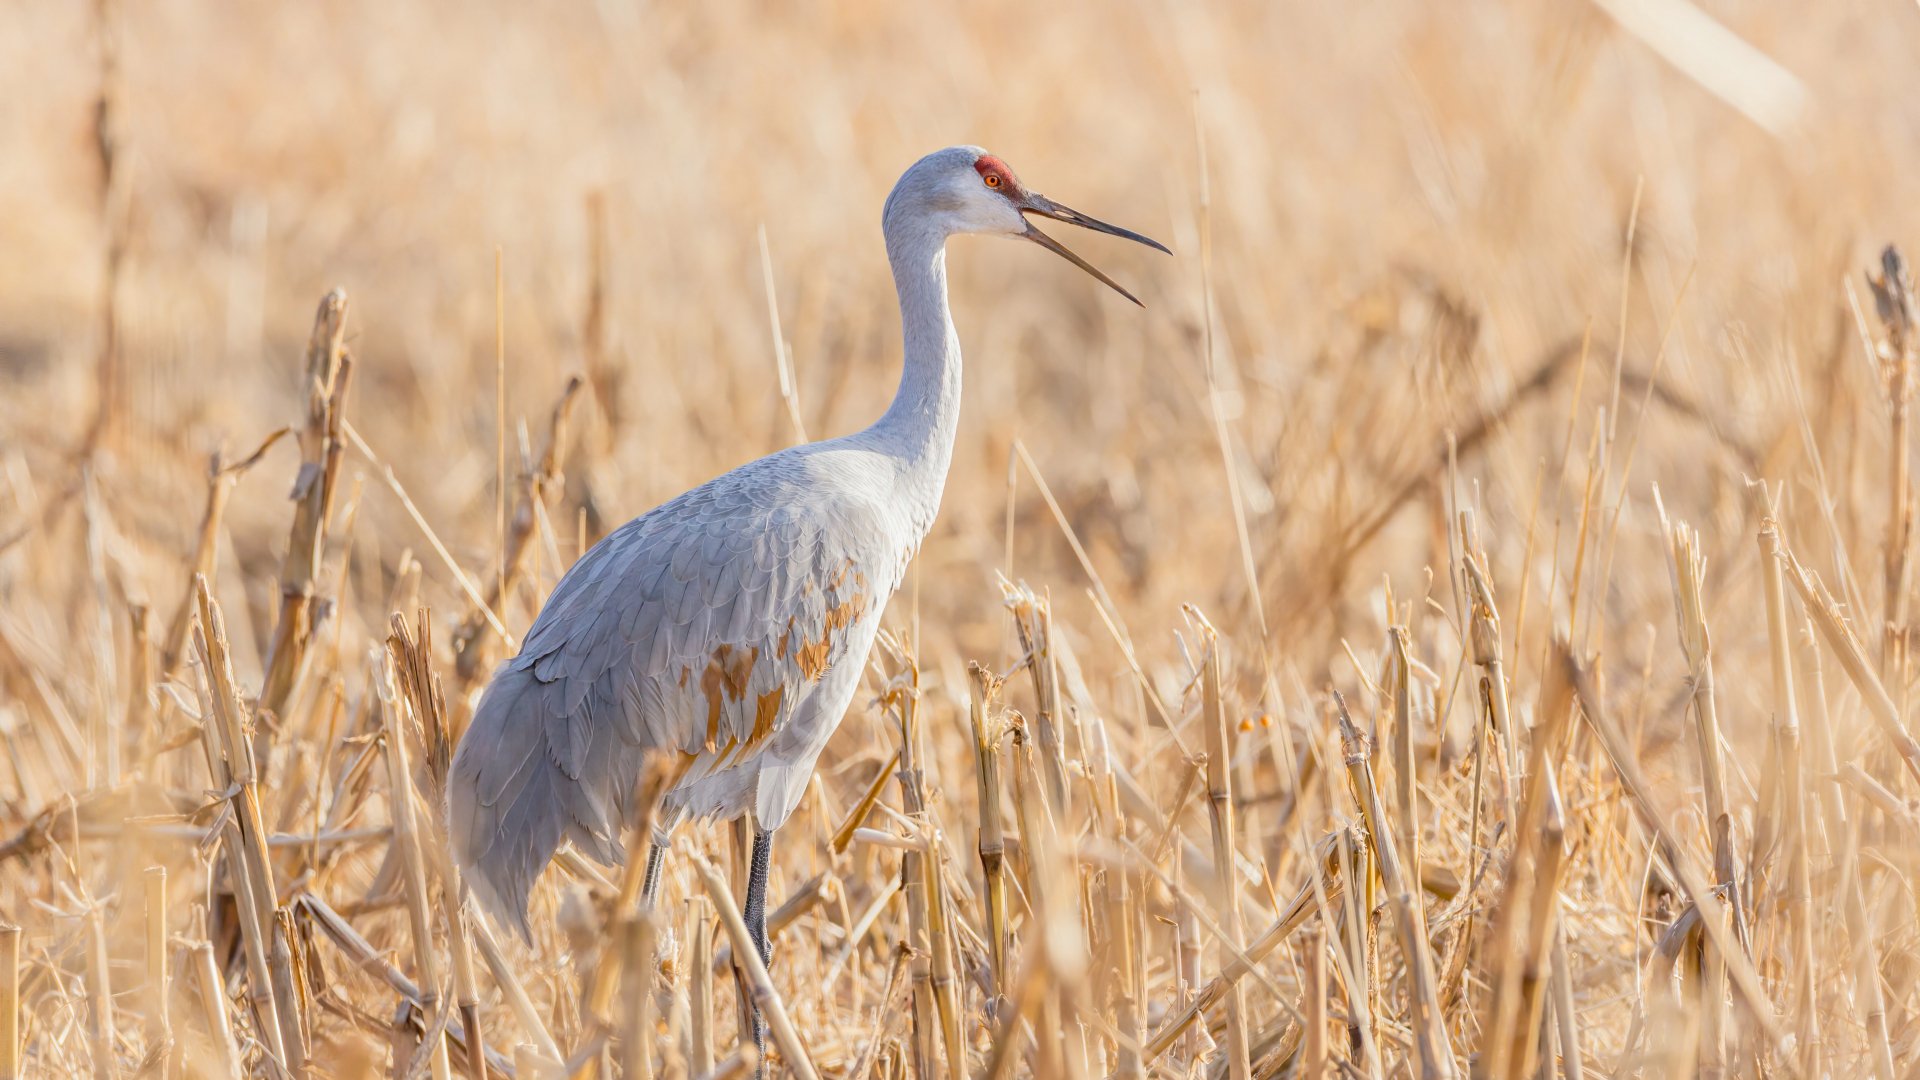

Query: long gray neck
[{"left": 865, "top": 214, "right": 962, "bottom": 536}]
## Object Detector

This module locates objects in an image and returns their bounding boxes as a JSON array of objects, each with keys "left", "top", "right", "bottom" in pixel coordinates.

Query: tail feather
[
  {"left": 451, "top": 661, "right": 647, "bottom": 939},
  {"left": 450, "top": 665, "right": 578, "bottom": 939}
]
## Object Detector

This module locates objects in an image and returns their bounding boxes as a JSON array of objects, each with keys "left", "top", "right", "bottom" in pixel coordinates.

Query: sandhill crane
[{"left": 449, "top": 144, "right": 1165, "bottom": 1052}]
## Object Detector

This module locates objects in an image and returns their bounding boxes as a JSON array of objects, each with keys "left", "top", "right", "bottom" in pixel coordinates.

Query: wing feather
[
  {"left": 471, "top": 676, "right": 543, "bottom": 806},
  {"left": 449, "top": 457, "right": 897, "bottom": 935}
]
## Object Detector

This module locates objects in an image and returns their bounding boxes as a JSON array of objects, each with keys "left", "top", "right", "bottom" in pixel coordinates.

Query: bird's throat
[{"left": 870, "top": 225, "right": 963, "bottom": 535}]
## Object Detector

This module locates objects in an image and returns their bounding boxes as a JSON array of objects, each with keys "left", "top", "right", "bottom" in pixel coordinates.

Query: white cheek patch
[{"left": 927, "top": 187, "right": 970, "bottom": 213}]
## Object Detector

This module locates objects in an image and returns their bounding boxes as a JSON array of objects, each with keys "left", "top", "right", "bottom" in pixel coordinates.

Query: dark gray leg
[
  {"left": 743, "top": 827, "right": 775, "bottom": 1067},
  {"left": 641, "top": 841, "right": 667, "bottom": 907}
]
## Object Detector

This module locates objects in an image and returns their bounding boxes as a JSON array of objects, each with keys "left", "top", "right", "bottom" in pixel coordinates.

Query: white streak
[{"left": 1591, "top": 0, "right": 1807, "bottom": 135}]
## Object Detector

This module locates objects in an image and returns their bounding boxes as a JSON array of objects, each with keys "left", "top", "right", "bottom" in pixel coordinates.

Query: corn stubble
[
  {"left": 7, "top": 14, "right": 1920, "bottom": 1075},
  {"left": 9, "top": 289, "right": 1920, "bottom": 1080}
]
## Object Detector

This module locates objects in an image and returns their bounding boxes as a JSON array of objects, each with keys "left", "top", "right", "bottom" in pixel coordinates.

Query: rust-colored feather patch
[
  {"left": 796, "top": 593, "right": 868, "bottom": 681},
  {"left": 753, "top": 686, "right": 783, "bottom": 745},
  {"left": 699, "top": 643, "right": 760, "bottom": 750}
]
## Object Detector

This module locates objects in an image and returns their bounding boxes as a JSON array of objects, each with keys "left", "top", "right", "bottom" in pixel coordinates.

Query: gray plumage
[
  {"left": 449, "top": 145, "right": 1165, "bottom": 934},
  {"left": 451, "top": 446, "right": 906, "bottom": 928}
]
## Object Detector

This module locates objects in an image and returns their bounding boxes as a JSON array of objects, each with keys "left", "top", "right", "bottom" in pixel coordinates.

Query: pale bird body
[{"left": 449, "top": 146, "right": 1164, "bottom": 1049}]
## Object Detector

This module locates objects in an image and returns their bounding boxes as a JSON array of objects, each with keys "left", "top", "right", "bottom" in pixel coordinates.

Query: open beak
[{"left": 1018, "top": 192, "right": 1171, "bottom": 307}]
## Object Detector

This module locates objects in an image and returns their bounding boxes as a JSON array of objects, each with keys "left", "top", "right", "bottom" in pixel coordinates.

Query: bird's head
[{"left": 884, "top": 145, "right": 1170, "bottom": 305}]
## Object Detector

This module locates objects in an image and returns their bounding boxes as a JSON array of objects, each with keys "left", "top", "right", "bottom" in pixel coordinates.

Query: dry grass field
[{"left": 4, "top": 0, "right": 1920, "bottom": 1076}]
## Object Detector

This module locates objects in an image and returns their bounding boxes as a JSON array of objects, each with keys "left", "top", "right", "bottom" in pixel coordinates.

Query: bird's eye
[{"left": 983, "top": 174, "right": 1001, "bottom": 188}]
